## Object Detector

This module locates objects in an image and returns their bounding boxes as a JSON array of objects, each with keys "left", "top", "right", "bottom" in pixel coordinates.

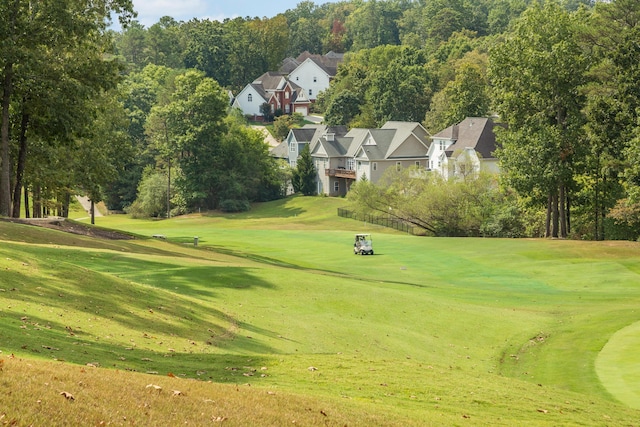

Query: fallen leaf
[
  {"left": 537, "top": 409, "right": 548, "bottom": 414},
  {"left": 308, "top": 366, "right": 317, "bottom": 371},
  {"left": 172, "top": 390, "right": 184, "bottom": 397},
  {"left": 146, "top": 384, "right": 162, "bottom": 392}
]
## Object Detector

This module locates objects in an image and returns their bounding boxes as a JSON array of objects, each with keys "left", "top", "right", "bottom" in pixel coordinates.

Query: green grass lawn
[{"left": 2, "top": 195, "right": 640, "bottom": 425}]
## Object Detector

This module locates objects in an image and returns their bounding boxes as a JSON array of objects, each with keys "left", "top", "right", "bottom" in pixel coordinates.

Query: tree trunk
[
  {"left": 61, "top": 192, "right": 70, "bottom": 218},
  {"left": 12, "top": 107, "right": 29, "bottom": 218},
  {"left": 0, "top": 63, "right": 14, "bottom": 217},
  {"left": 167, "top": 160, "right": 171, "bottom": 219},
  {"left": 566, "top": 192, "right": 571, "bottom": 237},
  {"left": 551, "top": 192, "right": 559, "bottom": 238},
  {"left": 559, "top": 184, "right": 567, "bottom": 238},
  {"left": 32, "top": 185, "right": 41, "bottom": 218},
  {"left": 23, "top": 183, "right": 30, "bottom": 218},
  {"left": 545, "top": 194, "right": 552, "bottom": 238},
  {"left": 90, "top": 200, "right": 95, "bottom": 225}
]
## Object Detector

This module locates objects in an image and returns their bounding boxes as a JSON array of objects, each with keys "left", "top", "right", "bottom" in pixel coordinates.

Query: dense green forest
[{"left": 1, "top": 0, "right": 639, "bottom": 239}]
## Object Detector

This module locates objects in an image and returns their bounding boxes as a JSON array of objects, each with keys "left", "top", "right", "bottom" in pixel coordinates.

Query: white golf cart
[{"left": 354, "top": 233, "right": 374, "bottom": 255}]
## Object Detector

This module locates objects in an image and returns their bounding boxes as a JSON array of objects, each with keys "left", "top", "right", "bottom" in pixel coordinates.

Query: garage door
[{"left": 295, "top": 106, "right": 308, "bottom": 116}]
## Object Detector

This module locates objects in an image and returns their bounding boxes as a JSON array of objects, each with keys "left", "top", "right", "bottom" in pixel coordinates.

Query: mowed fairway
[{"left": 1, "top": 196, "right": 640, "bottom": 425}]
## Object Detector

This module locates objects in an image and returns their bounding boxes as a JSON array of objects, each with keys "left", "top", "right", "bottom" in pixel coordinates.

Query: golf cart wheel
[{"left": 370, "top": 250, "right": 374, "bottom": 255}]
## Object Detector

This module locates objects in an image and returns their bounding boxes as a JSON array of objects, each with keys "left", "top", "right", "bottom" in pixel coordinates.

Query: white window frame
[
  {"left": 290, "top": 143, "right": 295, "bottom": 152},
  {"left": 248, "top": 94, "right": 252, "bottom": 102},
  {"left": 334, "top": 181, "right": 340, "bottom": 193},
  {"left": 373, "top": 162, "right": 377, "bottom": 171},
  {"left": 396, "top": 161, "right": 402, "bottom": 171}
]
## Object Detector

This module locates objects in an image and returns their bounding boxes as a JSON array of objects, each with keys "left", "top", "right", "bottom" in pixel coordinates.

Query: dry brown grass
[{"left": 0, "top": 356, "right": 416, "bottom": 427}]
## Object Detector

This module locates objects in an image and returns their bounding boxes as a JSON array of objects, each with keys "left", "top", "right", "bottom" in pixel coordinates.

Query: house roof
[
  {"left": 352, "top": 122, "right": 430, "bottom": 161},
  {"left": 290, "top": 127, "right": 320, "bottom": 142},
  {"left": 280, "top": 51, "right": 345, "bottom": 77},
  {"left": 270, "top": 140, "right": 289, "bottom": 159},
  {"left": 433, "top": 117, "right": 502, "bottom": 159},
  {"left": 253, "top": 71, "right": 288, "bottom": 91},
  {"left": 309, "top": 126, "right": 350, "bottom": 157}
]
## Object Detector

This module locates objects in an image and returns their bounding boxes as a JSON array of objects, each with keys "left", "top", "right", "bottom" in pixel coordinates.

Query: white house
[
  {"left": 232, "top": 83, "right": 270, "bottom": 118},
  {"left": 232, "top": 72, "right": 311, "bottom": 120},
  {"left": 429, "top": 117, "right": 503, "bottom": 179},
  {"left": 285, "top": 51, "right": 343, "bottom": 102}
]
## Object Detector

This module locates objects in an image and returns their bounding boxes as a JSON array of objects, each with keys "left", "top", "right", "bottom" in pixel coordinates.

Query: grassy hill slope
[{"left": 1, "top": 197, "right": 639, "bottom": 425}]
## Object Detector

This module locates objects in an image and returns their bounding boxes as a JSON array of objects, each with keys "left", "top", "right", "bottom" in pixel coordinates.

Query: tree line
[
  {"left": 3, "top": 0, "right": 640, "bottom": 241},
  {"left": 344, "top": 0, "right": 640, "bottom": 240}
]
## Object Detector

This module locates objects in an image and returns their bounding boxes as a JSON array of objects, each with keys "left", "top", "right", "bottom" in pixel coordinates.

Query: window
[
  {"left": 291, "top": 160, "right": 297, "bottom": 168},
  {"left": 296, "top": 76, "right": 299, "bottom": 81},
  {"left": 309, "top": 89, "right": 313, "bottom": 96},
  {"left": 396, "top": 161, "right": 402, "bottom": 171},
  {"left": 285, "top": 91, "right": 290, "bottom": 99},
  {"left": 248, "top": 94, "right": 252, "bottom": 102},
  {"left": 373, "top": 162, "right": 377, "bottom": 171},
  {"left": 313, "top": 76, "right": 317, "bottom": 82},
  {"left": 334, "top": 181, "right": 340, "bottom": 193},
  {"left": 439, "top": 141, "right": 444, "bottom": 150},
  {"left": 415, "top": 161, "right": 421, "bottom": 167},
  {"left": 347, "top": 158, "right": 355, "bottom": 170},
  {"left": 290, "top": 143, "right": 295, "bottom": 152}
]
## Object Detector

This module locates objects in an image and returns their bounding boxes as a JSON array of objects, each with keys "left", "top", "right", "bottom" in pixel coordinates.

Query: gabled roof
[
  {"left": 253, "top": 71, "right": 289, "bottom": 91},
  {"left": 290, "top": 127, "right": 321, "bottom": 142},
  {"left": 352, "top": 122, "right": 430, "bottom": 161},
  {"left": 434, "top": 117, "right": 502, "bottom": 159},
  {"left": 270, "top": 140, "right": 289, "bottom": 159},
  {"left": 279, "top": 51, "right": 345, "bottom": 77},
  {"left": 309, "top": 126, "right": 351, "bottom": 157}
]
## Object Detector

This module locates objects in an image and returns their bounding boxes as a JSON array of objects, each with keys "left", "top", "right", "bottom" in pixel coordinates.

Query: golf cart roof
[{"left": 355, "top": 233, "right": 371, "bottom": 238}]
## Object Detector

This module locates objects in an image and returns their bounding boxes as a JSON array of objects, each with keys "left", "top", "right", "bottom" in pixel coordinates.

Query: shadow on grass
[
  {"left": 1, "top": 245, "right": 282, "bottom": 360},
  {"left": 0, "top": 317, "right": 274, "bottom": 382}
]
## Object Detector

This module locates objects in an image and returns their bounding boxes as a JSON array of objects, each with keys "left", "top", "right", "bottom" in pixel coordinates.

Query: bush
[
  {"left": 125, "top": 170, "right": 170, "bottom": 218},
  {"left": 219, "top": 199, "right": 251, "bottom": 212}
]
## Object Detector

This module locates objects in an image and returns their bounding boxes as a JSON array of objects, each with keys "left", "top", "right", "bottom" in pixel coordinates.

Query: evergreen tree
[{"left": 292, "top": 145, "right": 316, "bottom": 196}]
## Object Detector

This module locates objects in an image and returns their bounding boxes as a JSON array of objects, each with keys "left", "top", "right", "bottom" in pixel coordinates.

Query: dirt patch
[{"left": 2, "top": 218, "right": 134, "bottom": 240}]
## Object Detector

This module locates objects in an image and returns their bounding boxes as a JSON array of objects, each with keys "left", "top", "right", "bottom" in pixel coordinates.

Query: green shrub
[{"left": 219, "top": 199, "right": 251, "bottom": 212}]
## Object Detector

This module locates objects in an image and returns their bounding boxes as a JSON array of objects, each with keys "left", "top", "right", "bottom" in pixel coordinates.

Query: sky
[{"left": 126, "top": 0, "right": 342, "bottom": 28}]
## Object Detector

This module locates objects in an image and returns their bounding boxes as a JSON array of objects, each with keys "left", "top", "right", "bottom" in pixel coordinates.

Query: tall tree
[
  {"left": 489, "top": 1, "right": 588, "bottom": 238},
  {"left": 0, "top": 0, "right": 134, "bottom": 217},
  {"left": 292, "top": 145, "right": 316, "bottom": 196}
]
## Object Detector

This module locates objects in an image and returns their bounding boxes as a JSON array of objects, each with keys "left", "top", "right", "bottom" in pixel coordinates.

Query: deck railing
[{"left": 325, "top": 168, "right": 356, "bottom": 179}]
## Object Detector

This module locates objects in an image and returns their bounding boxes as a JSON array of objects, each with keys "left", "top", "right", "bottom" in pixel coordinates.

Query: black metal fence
[{"left": 337, "top": 208, "right": 423, "bottom": 235}]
